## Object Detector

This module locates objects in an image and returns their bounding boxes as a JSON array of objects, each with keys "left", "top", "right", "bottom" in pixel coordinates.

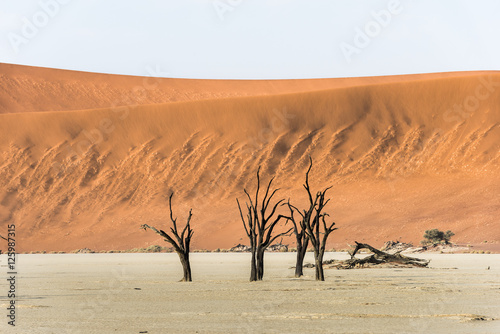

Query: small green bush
[{"left": 421, "top": 228, "right": 455, "bottom": 245}]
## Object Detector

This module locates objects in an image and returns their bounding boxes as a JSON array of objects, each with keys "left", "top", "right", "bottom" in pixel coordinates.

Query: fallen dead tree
[
  {"left": 294, "top": 242, "right": 430, "bottom": 271},
  {"left": 329, "top": 242, "right": 430, "bottom": 269}
]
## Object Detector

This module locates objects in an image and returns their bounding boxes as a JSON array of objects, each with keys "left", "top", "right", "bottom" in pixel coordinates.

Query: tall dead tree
[
  {"left": 237, "top": 167, "right": 292, "bottom": 281},
  {"left": 141, "top": 193, "right": 194, "bottom": 282},
  {"left": 289, "top": 158, "right": 337, "bottom": 281},
  {"left": 286, "top": 201, "right": 312, "bottom": 278}
]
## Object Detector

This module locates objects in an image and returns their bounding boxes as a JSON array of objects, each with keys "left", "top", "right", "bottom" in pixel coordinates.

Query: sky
[{"left": 0, "top": 0, "right": 499, "bottom": 79}]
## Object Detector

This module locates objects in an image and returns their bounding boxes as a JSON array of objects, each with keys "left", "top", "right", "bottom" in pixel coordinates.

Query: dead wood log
[{"left": 341, "top": 241, "right": 430, "bottom": 268}]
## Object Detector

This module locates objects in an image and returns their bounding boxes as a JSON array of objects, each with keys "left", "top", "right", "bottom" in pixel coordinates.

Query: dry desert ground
[{"left": 0, "top": 252, "right": 499, "bottom": 333}]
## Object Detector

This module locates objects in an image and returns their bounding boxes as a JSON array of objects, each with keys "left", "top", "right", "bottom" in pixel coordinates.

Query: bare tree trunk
[
  {"left": 315, "top": 249, "right": 326, "bottom": 281},
  {"left": 312, "top": 249, "right": 321, "bottom": 281},
  {"left": 295, "top": 243, "right": 305, "bottom": 278},
  {"left": 250, "top": 248, "right": 258, "bottom": 282},
  {"left": 256, "top": 248, "right": 265, "bottom": 281},
  {"left": 294, "top": 238, "right": 308, "bottom": 278},
  {"left": 178, "top": 252, "right": 192, "bottom": 282}
]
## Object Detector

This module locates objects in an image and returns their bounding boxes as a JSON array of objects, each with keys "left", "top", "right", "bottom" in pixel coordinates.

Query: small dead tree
[
  {"left": 237, "top": 167, "right": 292, "bottom": 281},
  {"left": 291, "top": 158, "right": 337, "bottom": 281},
  {"left": 141, "top": 193, "right": 194, "bottom": 282}
]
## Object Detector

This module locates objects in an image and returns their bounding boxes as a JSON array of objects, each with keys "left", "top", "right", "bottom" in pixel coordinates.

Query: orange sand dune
[
  {"left": 0, "top": 64, "right": 499, "bottom": 252},
  {"left": 1, "top": 62, "right": 496, "bottom": 114}
]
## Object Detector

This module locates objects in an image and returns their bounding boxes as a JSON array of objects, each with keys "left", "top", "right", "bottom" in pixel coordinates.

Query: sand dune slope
[
  {"left": 0, "top": 62, "right": 402, "bottom": 114},
  {"left": 1, "top": 62, "right": 495, "bottom": 114},
  {"left": 0, "top": 66, "right": 499, "bottom": 251}
]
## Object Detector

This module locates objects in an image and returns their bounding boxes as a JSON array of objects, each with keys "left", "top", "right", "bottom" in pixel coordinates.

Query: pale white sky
[{"left": 0, "top": 0, "right": 499, "bottom": 79}]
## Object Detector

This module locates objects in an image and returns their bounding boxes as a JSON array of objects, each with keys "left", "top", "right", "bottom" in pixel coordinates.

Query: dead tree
[
  {"left": 342, "top": 242, "right": 430, "bottom": 268},
  {"left": 237, "top": 167, "right": 292, "bottom": 281},
  {"left": 141, "top": 193, "right": 194, "bottom": 282},
  {"left": 300, "top": 158, "right": 337, "bottom": 281},
  {"left": 286, "top": 201, "right": 312, "bottom": 278}
]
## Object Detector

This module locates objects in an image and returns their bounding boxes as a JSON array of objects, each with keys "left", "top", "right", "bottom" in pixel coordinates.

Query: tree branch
[
  {"left": 140, "top": 224, "right": 181, "bottom": 252},
  {"left": 237, "top": 199, "right": 251, "bottom": 237}
]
